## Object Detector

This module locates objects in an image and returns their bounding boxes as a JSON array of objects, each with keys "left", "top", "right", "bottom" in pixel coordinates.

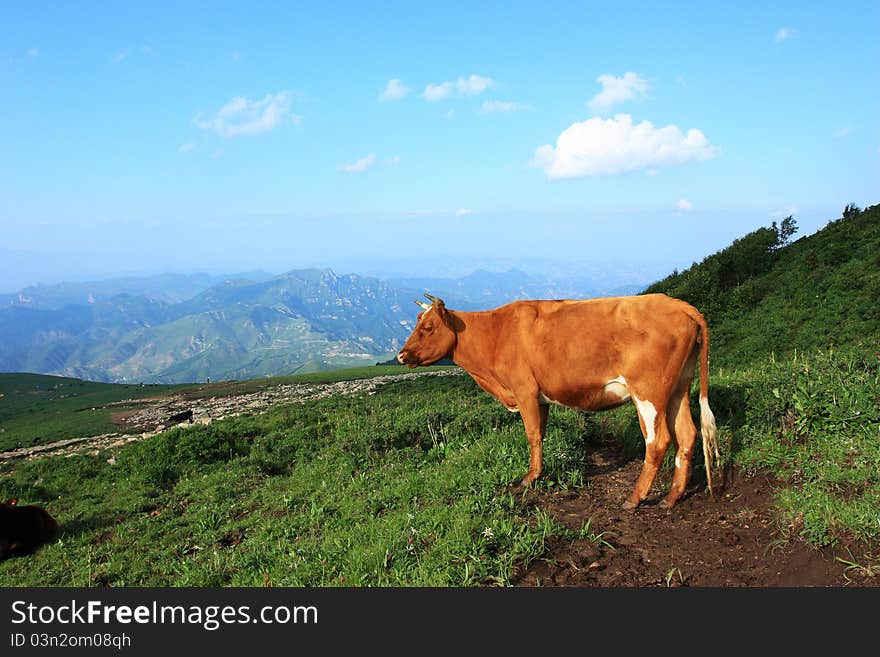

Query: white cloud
[
  {"left": 194, "top": 92, "right": 294, "bottom": 137},
  {"left": 387, "top": 155, "right": 401, "bottom": 165},
  {"left": 140, "top": 45, "right": 153, "bottom": 55},
  {"left": 113, "top": 50, "right": 128, "bottom": 63},
  {"left": 588, "top": 72, "right": 649, "bottom": 113},
  {"left": 456, "top": 74, "right": 495, "bottom": 96},
  {"left": 178, "top": 142, "right": 196, "bottom": 153},
  {"left": 480, "top": 100, "right": 533, "bottom": 113},
  {"left": 424, "top": 81, "right": 454, "bottom": 101},
  {"left": 454, "top": 208, "right": 474, "bottom": 216},
  {"left": 379, "top": 78, "right": 412, "bottom": 101},
  {"left": 531, "top": 113, "right": 717, "bottom": 179},
  {"left": 342, "top": 153, "right": 377, "bottom": 174},
  {"left": 774, "top": 27, "right": 797, "bottom": 42},
  {"left": 834, "top": 127, "right": 850, "bottom": 138},
  {"left": 232, "top": 50, "right": 241, "bottom": 61},
  {"left": 26, "top": 48, "right": 40, "bottom": 58},
  {"left": 677, "top": 199, "right": 693, "bottom": 212},
  {"left": 423, "top": 74, "right": 496, "bottom": 101}
]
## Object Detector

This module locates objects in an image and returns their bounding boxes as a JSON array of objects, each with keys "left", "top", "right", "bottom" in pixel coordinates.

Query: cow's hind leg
[
  {"left": 661, "top": 386, "right": 698, "bottom": 508},
  {"left": 623, "top": 393, "right": 673, "bottom": 509}
]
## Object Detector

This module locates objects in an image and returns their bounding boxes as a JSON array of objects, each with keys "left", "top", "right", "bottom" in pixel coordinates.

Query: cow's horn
[
  {"left": 424, "top": 293, "right": 445, "bottom": 307},
  {"left": 414, "top": 300, "right": 431, "bottom": 310}
]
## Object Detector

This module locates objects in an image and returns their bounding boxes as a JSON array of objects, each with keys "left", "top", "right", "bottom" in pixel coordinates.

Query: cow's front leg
[{"left": 518, "top": 398, "right": 549, "bottom": 487}]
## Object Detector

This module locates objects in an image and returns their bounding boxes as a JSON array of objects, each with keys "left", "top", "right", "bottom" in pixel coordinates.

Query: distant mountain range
[{"left": 0, "top": 266, "right": 654, "bottom": 383}]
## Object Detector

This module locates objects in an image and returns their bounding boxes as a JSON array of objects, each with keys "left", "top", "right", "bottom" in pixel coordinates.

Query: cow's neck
[{"left": 448, "top": 310, "right": 497, "bottom": 380}]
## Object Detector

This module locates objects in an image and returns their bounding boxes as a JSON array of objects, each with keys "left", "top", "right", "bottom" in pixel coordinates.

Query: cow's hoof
[
  {"left": 621, "top": 500, "right": 638, "bottom": 511},
  {"left": 508, "top": 478, "right": 533, "bottom": 493},
  {"left": 659, "top": 499, "right": 676, "bottom": 510}
]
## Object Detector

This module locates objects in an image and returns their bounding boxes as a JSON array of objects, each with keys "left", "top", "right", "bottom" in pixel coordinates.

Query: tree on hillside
[
  {"left": 843, "top": 203, "right": 862, "bottom": 220},
  {"left": 718, "top": 226, "right": 779, "bottom": 289},
  {"left": 771, "top": 215, "right": 798, "bottom": 249}
]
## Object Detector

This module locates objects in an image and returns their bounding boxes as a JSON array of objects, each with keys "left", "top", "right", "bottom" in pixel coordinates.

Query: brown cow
[
  {"left": 0, "top": 498, "right": 58, "bottom": 559},
  {"left": 397, "top": 293, "right": 720, "bottom": 509}
]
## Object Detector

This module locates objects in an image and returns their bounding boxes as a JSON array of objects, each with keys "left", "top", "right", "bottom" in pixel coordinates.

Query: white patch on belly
[
  {"left": 538, "top": 392, "right": 562, "bottom": 406},
  {"left": 603, "top": 375, "right": 631, "bottom": 402},
  {"left": 506, "top": 406, "right": 520, "bottom": 413},
  {"left": 631, "top": 393, "right": 658, "bottom": 445}
]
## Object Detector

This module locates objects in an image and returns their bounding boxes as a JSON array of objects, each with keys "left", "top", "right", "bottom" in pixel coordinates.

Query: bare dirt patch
[{"left": 513, "top": 440, "right": 878, "bottom": 587}]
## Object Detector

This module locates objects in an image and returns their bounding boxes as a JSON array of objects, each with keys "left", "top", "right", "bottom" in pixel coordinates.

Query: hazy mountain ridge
[
  {"left": 391, "top": 267, "right": 646, "bottom": 309},
  {"left": 0, "top": 265, "right": 652, "bottom": 383},
  {"left": 0, "top": 271, "right": 275, "bottom": 310},
  {"left": 0, "top": 268, "right": 421, "bottom": 383}
]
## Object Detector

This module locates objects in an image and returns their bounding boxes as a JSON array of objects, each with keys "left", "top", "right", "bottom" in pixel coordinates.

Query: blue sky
[{"left": 1, "top": 1, "right": 878, "bottom": 289}]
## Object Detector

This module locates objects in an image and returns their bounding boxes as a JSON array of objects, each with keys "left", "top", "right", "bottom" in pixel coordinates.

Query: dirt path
[{"left": 512, "top": 439, "right": 878, "bottom": 587}]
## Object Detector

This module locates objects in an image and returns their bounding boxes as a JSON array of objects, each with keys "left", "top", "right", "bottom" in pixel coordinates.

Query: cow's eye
[{"left": 423, "top": 325, "right": 433, "bottom": 334}]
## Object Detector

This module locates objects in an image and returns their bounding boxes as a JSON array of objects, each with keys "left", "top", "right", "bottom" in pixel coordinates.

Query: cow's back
[{"left": 497, "top": 295, "right": 701, "bottom": 401}]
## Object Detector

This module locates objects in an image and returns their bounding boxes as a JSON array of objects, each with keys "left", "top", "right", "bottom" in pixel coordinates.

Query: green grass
[
  {"left": 1, "top": 347, "right": 876, "bottom": 586},
  {"left": 0, "top": 372, "right": 627, "bottom": 586},
  {"left": 725, "top": 348, "right": 880, "bottom": 546}
]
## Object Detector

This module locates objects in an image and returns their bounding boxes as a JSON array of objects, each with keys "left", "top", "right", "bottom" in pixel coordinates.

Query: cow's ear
[{"left": 440, "top": 307, "right": 463, "bottom": 331}]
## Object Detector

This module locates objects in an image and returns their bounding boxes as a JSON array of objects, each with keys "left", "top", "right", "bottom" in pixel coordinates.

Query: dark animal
[
  {"left": 397, "top": 293, "right": 720, "bottom": 509},
  {"left": 0, "top": 498, "right": 59, "bottom": 559},
  {"left": 168, "top": 409, "right": 194, "bottom": 424}
]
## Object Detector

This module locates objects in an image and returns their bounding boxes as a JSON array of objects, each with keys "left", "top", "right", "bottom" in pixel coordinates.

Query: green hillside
[{"left": 644, "top": 203, "right": 880, "bottom": 366}]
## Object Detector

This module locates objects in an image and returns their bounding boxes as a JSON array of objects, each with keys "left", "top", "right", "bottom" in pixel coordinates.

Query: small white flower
[
  {"left": 482, "top": 527, "right": 494, "bottom": 540},
  {"left": 406, "top": 513, "right": 414, "bottom": 520}
]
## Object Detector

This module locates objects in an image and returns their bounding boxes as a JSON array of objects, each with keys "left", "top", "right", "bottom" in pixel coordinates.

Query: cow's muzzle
[{"left": 397, "top": 350, "right": 419, "bottom": 367}]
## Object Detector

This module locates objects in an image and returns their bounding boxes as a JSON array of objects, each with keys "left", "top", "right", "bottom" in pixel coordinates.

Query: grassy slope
[
  {"left": 4, "top": 348, "right": 873, "bottom": 586},
  {"left": 644, "top": 204, "right": 880, "bottom": 367},
  {"left": 0, "top": 374, "right": 624, "bottom": 586}
]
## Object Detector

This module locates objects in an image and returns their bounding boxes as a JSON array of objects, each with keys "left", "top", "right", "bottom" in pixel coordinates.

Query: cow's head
[{"left": 397, "top": 294, "right": 457, "bottom": 367}]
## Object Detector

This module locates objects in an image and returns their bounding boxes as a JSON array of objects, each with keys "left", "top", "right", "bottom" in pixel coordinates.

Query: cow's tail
[{"left": 693, "top": 311, "right": 720, "bottom": 498}]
